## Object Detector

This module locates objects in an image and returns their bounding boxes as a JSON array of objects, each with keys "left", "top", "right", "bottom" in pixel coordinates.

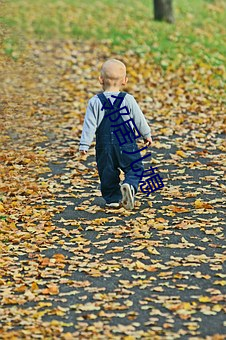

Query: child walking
[{"left": 79, "top": 59, "right": 152, "bottom": 210}]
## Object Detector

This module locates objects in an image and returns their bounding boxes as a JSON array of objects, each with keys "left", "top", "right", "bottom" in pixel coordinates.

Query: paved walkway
[{"left": 0, "top": 41, "right": 225, "bottom": 339}]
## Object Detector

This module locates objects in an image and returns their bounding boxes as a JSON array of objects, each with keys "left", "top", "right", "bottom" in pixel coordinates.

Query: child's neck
[{"left": 103, "top": 87, "right": 120, "bottom": 92}]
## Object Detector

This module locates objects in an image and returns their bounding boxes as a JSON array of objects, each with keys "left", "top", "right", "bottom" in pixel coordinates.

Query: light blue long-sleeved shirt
[{"left": 79, "top": 91, "right": 151, "bottom": 151}]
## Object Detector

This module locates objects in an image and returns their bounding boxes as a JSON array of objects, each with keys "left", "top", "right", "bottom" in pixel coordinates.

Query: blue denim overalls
[{"left": 96, "top": 92, "right": 144, "bottom": 204}]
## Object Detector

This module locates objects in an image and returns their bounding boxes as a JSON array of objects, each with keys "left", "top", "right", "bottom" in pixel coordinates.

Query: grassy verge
[{"left": 1, "top": 0, "right": 225, "bottom": 66}]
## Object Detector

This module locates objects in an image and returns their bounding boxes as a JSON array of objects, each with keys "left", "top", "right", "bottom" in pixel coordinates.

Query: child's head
[{"left": 99, "top": 59, "right": 128, "bottom": 91}]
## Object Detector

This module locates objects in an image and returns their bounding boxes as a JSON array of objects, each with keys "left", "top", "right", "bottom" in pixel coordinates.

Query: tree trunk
[{"left": 153, "top": 0, "right": 174, "bottom": 23}]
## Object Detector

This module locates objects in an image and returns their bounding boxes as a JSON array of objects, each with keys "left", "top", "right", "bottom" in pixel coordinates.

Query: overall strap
[
  {"left": 96, "top": 92, "right": 128, "bottom": 146},
  {"left": 97, "top": 92, "right": 127, "bottom": 115}
]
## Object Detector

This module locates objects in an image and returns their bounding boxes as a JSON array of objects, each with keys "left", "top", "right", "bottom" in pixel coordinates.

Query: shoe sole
[
  {"left": 105, "top": 203, "right": 121, "bottom": 208},
  {"left": 120, "top": 183, "right": 134, "bottom": 210}
]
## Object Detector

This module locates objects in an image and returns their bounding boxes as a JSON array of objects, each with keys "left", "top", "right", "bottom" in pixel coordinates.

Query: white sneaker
[
  {"left": 120, "top": 183, "right": 135, "bottom": 210},
  {"left": 105, "top": 202, "right": 121, "bottom": 208}
]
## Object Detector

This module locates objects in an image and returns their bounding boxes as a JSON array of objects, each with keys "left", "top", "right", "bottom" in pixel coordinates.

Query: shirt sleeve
[
  {"left": 127, "top": 95, "right": 151, "bottom": 139},
  {"left": 79, "top": 99, "right": 97, "bottom": 151}
]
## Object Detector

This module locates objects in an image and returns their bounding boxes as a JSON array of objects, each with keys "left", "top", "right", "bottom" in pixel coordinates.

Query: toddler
[{"left": 79, "top": 59, "right": 152, "bottom": 209}]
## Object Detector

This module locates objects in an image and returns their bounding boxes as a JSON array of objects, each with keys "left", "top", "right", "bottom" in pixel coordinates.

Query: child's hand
[
  {"left": 80, "top": 150, "right": 87, "bottom": 155},
  {"left": 144, "top": 137, "right": 152, "bottom": 146}
]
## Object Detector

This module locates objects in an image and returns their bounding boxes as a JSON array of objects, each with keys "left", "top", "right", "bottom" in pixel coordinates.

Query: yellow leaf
[
  {"left": 37, "top": 302, "right": 52, "bottom": 308},
  {"left": 42, "top": 284, "right": 59, "bottom": 295},
  {"left": 33, "top": 310, "right": 51, "bottom": 319},
  {"left": 48, "top": 284, "right": 59, "bottom": 295},
  {"left": 135, "top": 260, "right": 157, "bottom": 272},
  {"left": 183, "top": 302, "right": 193, "bottom": 310},
  {"left": 14, "top": 285, "right": 27, "bottom": 293},
  {"left": 151, "top": 157, "right": 160, "bottom": 164},
  {"left": 70, "top": 236, "right": 84, "bottom": 243},
  {"left": 198, "top": 296, "right": 211, "bottom": 303},
  {"left": 53, "top": 253, "right": 66, "bottom": 262},
  {"left": 9, "top": 222, "right": 16, "bottom": 228},
  {"left": 135, "top": 260, "right": 147, "bottom": 269},
  {"left": 153, "top": 286, "right": 164, "bottom": 292},
  {"left": 92, "top": 218, "right": 108, "bottom": 225},
  {"left": 212, "top": 304, "right": 223, "bottom": 312},
  {"left": 147, "top": 247, "right": 160, "bottom": 255},
  {"left": 176, "top": 150, "right": 186, "bottom": 158},
  {"left": 155, "top": 224, "right": 167, "bottom": 230},
  {"left": 0, "top": 203, "right": 5, "bottom": 212},
  {"left": 62, "top": 333, "right": 74, "bottom": 340},
  {"left": 181, "top": 237, "right": 189, "bottom": 243},
  {"left": 31, "top": 282, "right": 39, "bottom": 292},
  {"left": 194, "top": 199, "right": 213, "bottom": 209},
  {"left": 214, "top": 280, "right": 226, "bottom": 286},
  {"left": 187, "top": 323, "right": 199, "bottom": 331},
  {"left": 106, "top": 247, "right": 124, "bottom": 254}
]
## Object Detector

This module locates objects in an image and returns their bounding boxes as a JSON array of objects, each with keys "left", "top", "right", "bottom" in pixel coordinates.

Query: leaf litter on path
[{"left": 0, "top": 40, "right": 225, "bottom": 339}]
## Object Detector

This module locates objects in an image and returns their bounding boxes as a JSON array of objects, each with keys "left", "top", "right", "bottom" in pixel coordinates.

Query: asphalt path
[{"left": 34, "top": 124, "right": 225, "bottom": 339}]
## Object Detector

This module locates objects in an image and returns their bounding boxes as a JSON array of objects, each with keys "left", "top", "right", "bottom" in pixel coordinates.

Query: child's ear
[
  {"left": 122, "top": 77, "right": 128, "bottom": 85},
  {"left": 99, "top": 76, "right": 104, "bottom": 84}
]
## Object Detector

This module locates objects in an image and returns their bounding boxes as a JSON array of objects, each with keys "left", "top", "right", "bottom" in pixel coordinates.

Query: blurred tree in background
[{"left": 153, "top": 0, "right": 174, "bottom": 23}]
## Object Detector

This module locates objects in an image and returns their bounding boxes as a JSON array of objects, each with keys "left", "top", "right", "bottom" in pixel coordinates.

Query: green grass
[{"left": 1, "top": 0, "right": 225, "bottom": 65}]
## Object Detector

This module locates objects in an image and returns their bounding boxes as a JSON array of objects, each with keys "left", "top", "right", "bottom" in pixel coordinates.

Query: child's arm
[
  {"left": 127, "top": 95, "right": 152, "bottom": 143},
  {"left": 79, "top": 99, "right": 97, "bottom": 153}
]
